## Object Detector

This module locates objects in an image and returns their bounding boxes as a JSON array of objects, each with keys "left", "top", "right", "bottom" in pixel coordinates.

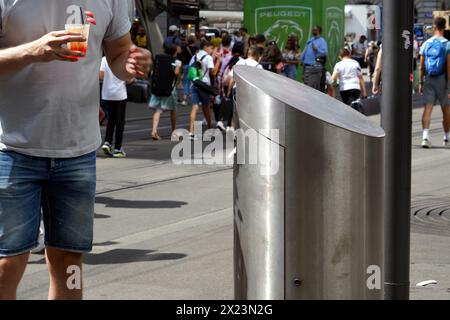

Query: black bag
[
  {"left": 151, "top": 54, "right": 176, "bottom": 97},
  {"left": 193, "top": 79, "right": 218, "bottom": 96},
  {"left": 351, "top": 96, "right": 381, "bottom": 116},
  {"left": 127, "top": 79, "right": 151, "bottom": 103}
]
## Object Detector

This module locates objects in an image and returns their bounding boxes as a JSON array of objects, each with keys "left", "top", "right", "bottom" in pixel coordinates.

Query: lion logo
[{"left": 264, "top": 19, "right": 304, "bottom": 50}]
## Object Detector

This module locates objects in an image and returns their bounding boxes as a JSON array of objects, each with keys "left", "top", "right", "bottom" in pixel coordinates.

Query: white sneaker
[
  {"left": 444, "top": 139, "right": 449, "bottom": 147},
  {"left": 422, "top": 139, "right": 432, "bottom": 149},
  {"left": 217, "top": 121, "right": 226, "bottom": 132}
]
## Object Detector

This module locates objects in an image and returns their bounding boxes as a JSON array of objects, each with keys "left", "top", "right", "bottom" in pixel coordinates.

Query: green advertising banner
[{"left": 244, "top": 0, "right": 345, "bottom": 76}]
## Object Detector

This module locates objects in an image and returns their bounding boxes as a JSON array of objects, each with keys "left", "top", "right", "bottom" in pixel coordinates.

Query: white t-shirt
[
  {"left": 333, "top": 58, "right": 362, "bottom": 91},
  {"left": 231, "top": 58, "right": 263, "bottom": 88},
  {"left": 189, "top": 50, "right": 215, "bottom": 85},
  {"left": 100, "top": 57, "right": 127, "bottom": 101},
  {"left": 236, "top": 58, "right": 263, "bottom": 69}
]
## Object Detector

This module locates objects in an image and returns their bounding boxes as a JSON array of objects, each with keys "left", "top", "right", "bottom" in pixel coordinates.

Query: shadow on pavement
[
  {"left": 94, "top": 213, "right": 111, "bottom": 219},
  {"left": 30, "top": 249, "right": 187, "bottom": 265},
  {"left": 84, "top": 249, "right": 187, "bottom": 265},
  {"left": 95, "top": 196, "right": 188, "bottom": 209}
]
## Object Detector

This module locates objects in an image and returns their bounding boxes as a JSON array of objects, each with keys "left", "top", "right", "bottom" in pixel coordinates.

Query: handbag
[
  {"left": 127, "top": 79, "right": 151, "bottom": 103},
  {"left": 193, "top": 79, "right": 218, "bottom": 96}
]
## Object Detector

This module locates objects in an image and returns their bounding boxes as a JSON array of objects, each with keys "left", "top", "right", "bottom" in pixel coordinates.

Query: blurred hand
[
  {"left": 372, "top": 84, "right": 380, "bottom": 95},
  {"left": 26, "top": 30, "right": 86, "bottom": 63},
  {"left": 126, "top": 45, "right": 152, "bottom": 77}
]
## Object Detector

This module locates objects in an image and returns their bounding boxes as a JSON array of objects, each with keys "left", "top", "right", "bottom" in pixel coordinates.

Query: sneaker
[
  {"left": 102, "top": 142, "right": 113, "bottom": 156},
  {"left": 444, "top": 139, "right": 449, "bottom": 147},
  {"left": 422, "top": 139, "right": 432, "bottom": 149},
  {"left": 113, "top": 149, "right": 126, "bottom": 158},
  {"left": 217, "top": 121, "right": 226, "bottom": 132}
]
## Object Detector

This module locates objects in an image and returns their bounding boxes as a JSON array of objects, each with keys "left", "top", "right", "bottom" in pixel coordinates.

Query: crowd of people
[
  {"left": 123, "top": 25, "right": 378, "bottom": 147},
  {"left": 101, "top": 19, "right": 450, "bottom": 155}
]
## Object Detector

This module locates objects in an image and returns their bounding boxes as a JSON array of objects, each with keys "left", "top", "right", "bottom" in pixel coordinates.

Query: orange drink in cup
[{"left": 65, "top": 24, "right": 90, "bottom": 58}]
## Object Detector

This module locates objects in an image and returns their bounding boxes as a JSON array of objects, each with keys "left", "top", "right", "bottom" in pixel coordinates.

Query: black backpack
[{"left": 151, "top": 54, "right": 176, "bottom": 97}]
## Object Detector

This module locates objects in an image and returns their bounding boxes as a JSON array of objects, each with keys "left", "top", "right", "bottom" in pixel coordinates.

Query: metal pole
[{"left": 381, "top": 0, "right": 414, "bottom": 300}]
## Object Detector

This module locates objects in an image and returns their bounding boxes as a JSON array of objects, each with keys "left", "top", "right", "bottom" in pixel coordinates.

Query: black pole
[{"left": 381, "top": 0, "right": 414, "bottom": 300}]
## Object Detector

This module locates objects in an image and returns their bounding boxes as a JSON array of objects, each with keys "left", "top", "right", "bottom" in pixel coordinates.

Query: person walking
[
  {"left": 0, "top": 1, "right": 151, "bottom": 300},
  {"left": 419, "top": 17, "right": 450, "bottom": 148},
  {"left": 149, "top": 45, "right": 182, "bottom": 140},
  {"left": 301, "top": 26, "right": 328, "bottom": 91},
  {"left": 180, "top": 35, "right": 198, "bottom": 105},
  {"left": 188, "top": 40, "right": 221, "bottom": 139},
  {"left": 100, "top": 57, "right": 131, "bottom": 158},
  {"left": 331, "top": 49, "right": 367, "bottom": 105}
]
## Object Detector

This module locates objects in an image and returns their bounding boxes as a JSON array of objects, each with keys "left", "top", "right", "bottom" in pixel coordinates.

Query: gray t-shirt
[{"left": 0, "top": 0, "right": 131, "bottom": 158}]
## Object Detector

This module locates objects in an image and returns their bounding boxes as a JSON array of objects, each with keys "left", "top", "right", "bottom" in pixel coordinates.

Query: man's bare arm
[
  {"left": 0, "top": 31, "right": 86, "bottom": 77},
  {"left": 103, "top": 34, "right": 152, "bottom": 81}
]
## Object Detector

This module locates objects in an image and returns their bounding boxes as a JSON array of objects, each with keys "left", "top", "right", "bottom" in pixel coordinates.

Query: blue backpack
[{"left": 425, "top": 38, "right": 447, "bottom": 76}]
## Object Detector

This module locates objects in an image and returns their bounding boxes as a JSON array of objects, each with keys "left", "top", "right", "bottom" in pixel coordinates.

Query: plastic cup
[{"left": 64, "top": 24, "right": 90, "bottom": 58}]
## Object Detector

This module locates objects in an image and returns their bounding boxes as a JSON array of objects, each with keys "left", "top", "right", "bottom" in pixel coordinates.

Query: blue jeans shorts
[
  {"left": 191, "top": 86, "right": 212, "bottom": 107},
  {"left": 0, "top": 150, "right": 96, "bottom": 257}
]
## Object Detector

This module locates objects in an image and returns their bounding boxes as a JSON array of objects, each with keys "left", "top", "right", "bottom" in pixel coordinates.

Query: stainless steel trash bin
[{"left": 233, "top": 66, "right": 385, "bottom": 300}]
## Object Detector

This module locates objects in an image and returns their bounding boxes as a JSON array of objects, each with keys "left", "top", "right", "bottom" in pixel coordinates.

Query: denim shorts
[
  {"left": 0, "top": 150, "right": 96, "bottom": 257},
  {"left": 191, "top": 85, "right": 212, "bottom": 107}
]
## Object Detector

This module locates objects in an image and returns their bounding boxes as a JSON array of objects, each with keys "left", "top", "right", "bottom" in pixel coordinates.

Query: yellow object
[
  {"left": 211, "top": 37, "right": 222, "bottom": 48},
  {"left": 136, "top": 35, "right": 148, "bottom": 48}
]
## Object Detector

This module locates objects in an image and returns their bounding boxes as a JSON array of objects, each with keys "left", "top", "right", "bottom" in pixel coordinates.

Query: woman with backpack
[{"left": 149, "top": 44, "right": 182, "bottom": 141}]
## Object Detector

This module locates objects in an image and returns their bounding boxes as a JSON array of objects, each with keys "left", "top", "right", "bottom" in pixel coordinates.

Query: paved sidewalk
[{"left": 16, "top": 105, "right": 450, "bottom": 300}]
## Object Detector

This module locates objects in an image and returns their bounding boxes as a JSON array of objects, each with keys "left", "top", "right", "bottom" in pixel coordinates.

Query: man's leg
[
  {"left": 170, "top": 111, "right": 177, "bottom": 132},
  {"left": 46, "top": 247, "right": 83, "bottom": 300},
  {"left": 422, "top": 103, "right": 434, "bottom": 130},
  {"left": 422, "top": 103, "right": 434, "bottom": 147},
  {"left": 0, "top": 253, "right": 30, "bottom": 300},
  {"left": 442, "top": 106, "right": 450, "bottom": 136},
  {"left": 190, "top": 104, "right": 199, "bottom": 134},
  {"left": 202, "top": 103, "right": 212, "bottom": 129},
  {"left": 0, "top": 150, "right": 45, "bottom": 300},
  {"left": 42, "top": 151, "right": 96, "bottom": 301}
]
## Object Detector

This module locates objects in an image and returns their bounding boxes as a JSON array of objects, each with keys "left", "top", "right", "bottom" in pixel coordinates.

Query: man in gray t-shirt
[{"left": 0, "top": 0, "right": 151, "bottom": 300}]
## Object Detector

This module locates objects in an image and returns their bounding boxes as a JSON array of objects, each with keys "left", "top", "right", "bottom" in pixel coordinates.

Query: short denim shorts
[
  {"left": 0, "top": 150, "right": 96, "bottom": 257},
  {"left": 191, "top": 86, "right": 212, "bottom": 107}
]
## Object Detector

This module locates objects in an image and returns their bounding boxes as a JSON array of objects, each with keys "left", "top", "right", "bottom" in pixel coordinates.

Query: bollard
[{"left": 233, "top": 66, "right": 385, "bottom": 300}]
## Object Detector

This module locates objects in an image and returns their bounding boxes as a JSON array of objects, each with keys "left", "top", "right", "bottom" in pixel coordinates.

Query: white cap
[{"left": 169, "top": 25, "right": 179, "bottom": 32}]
